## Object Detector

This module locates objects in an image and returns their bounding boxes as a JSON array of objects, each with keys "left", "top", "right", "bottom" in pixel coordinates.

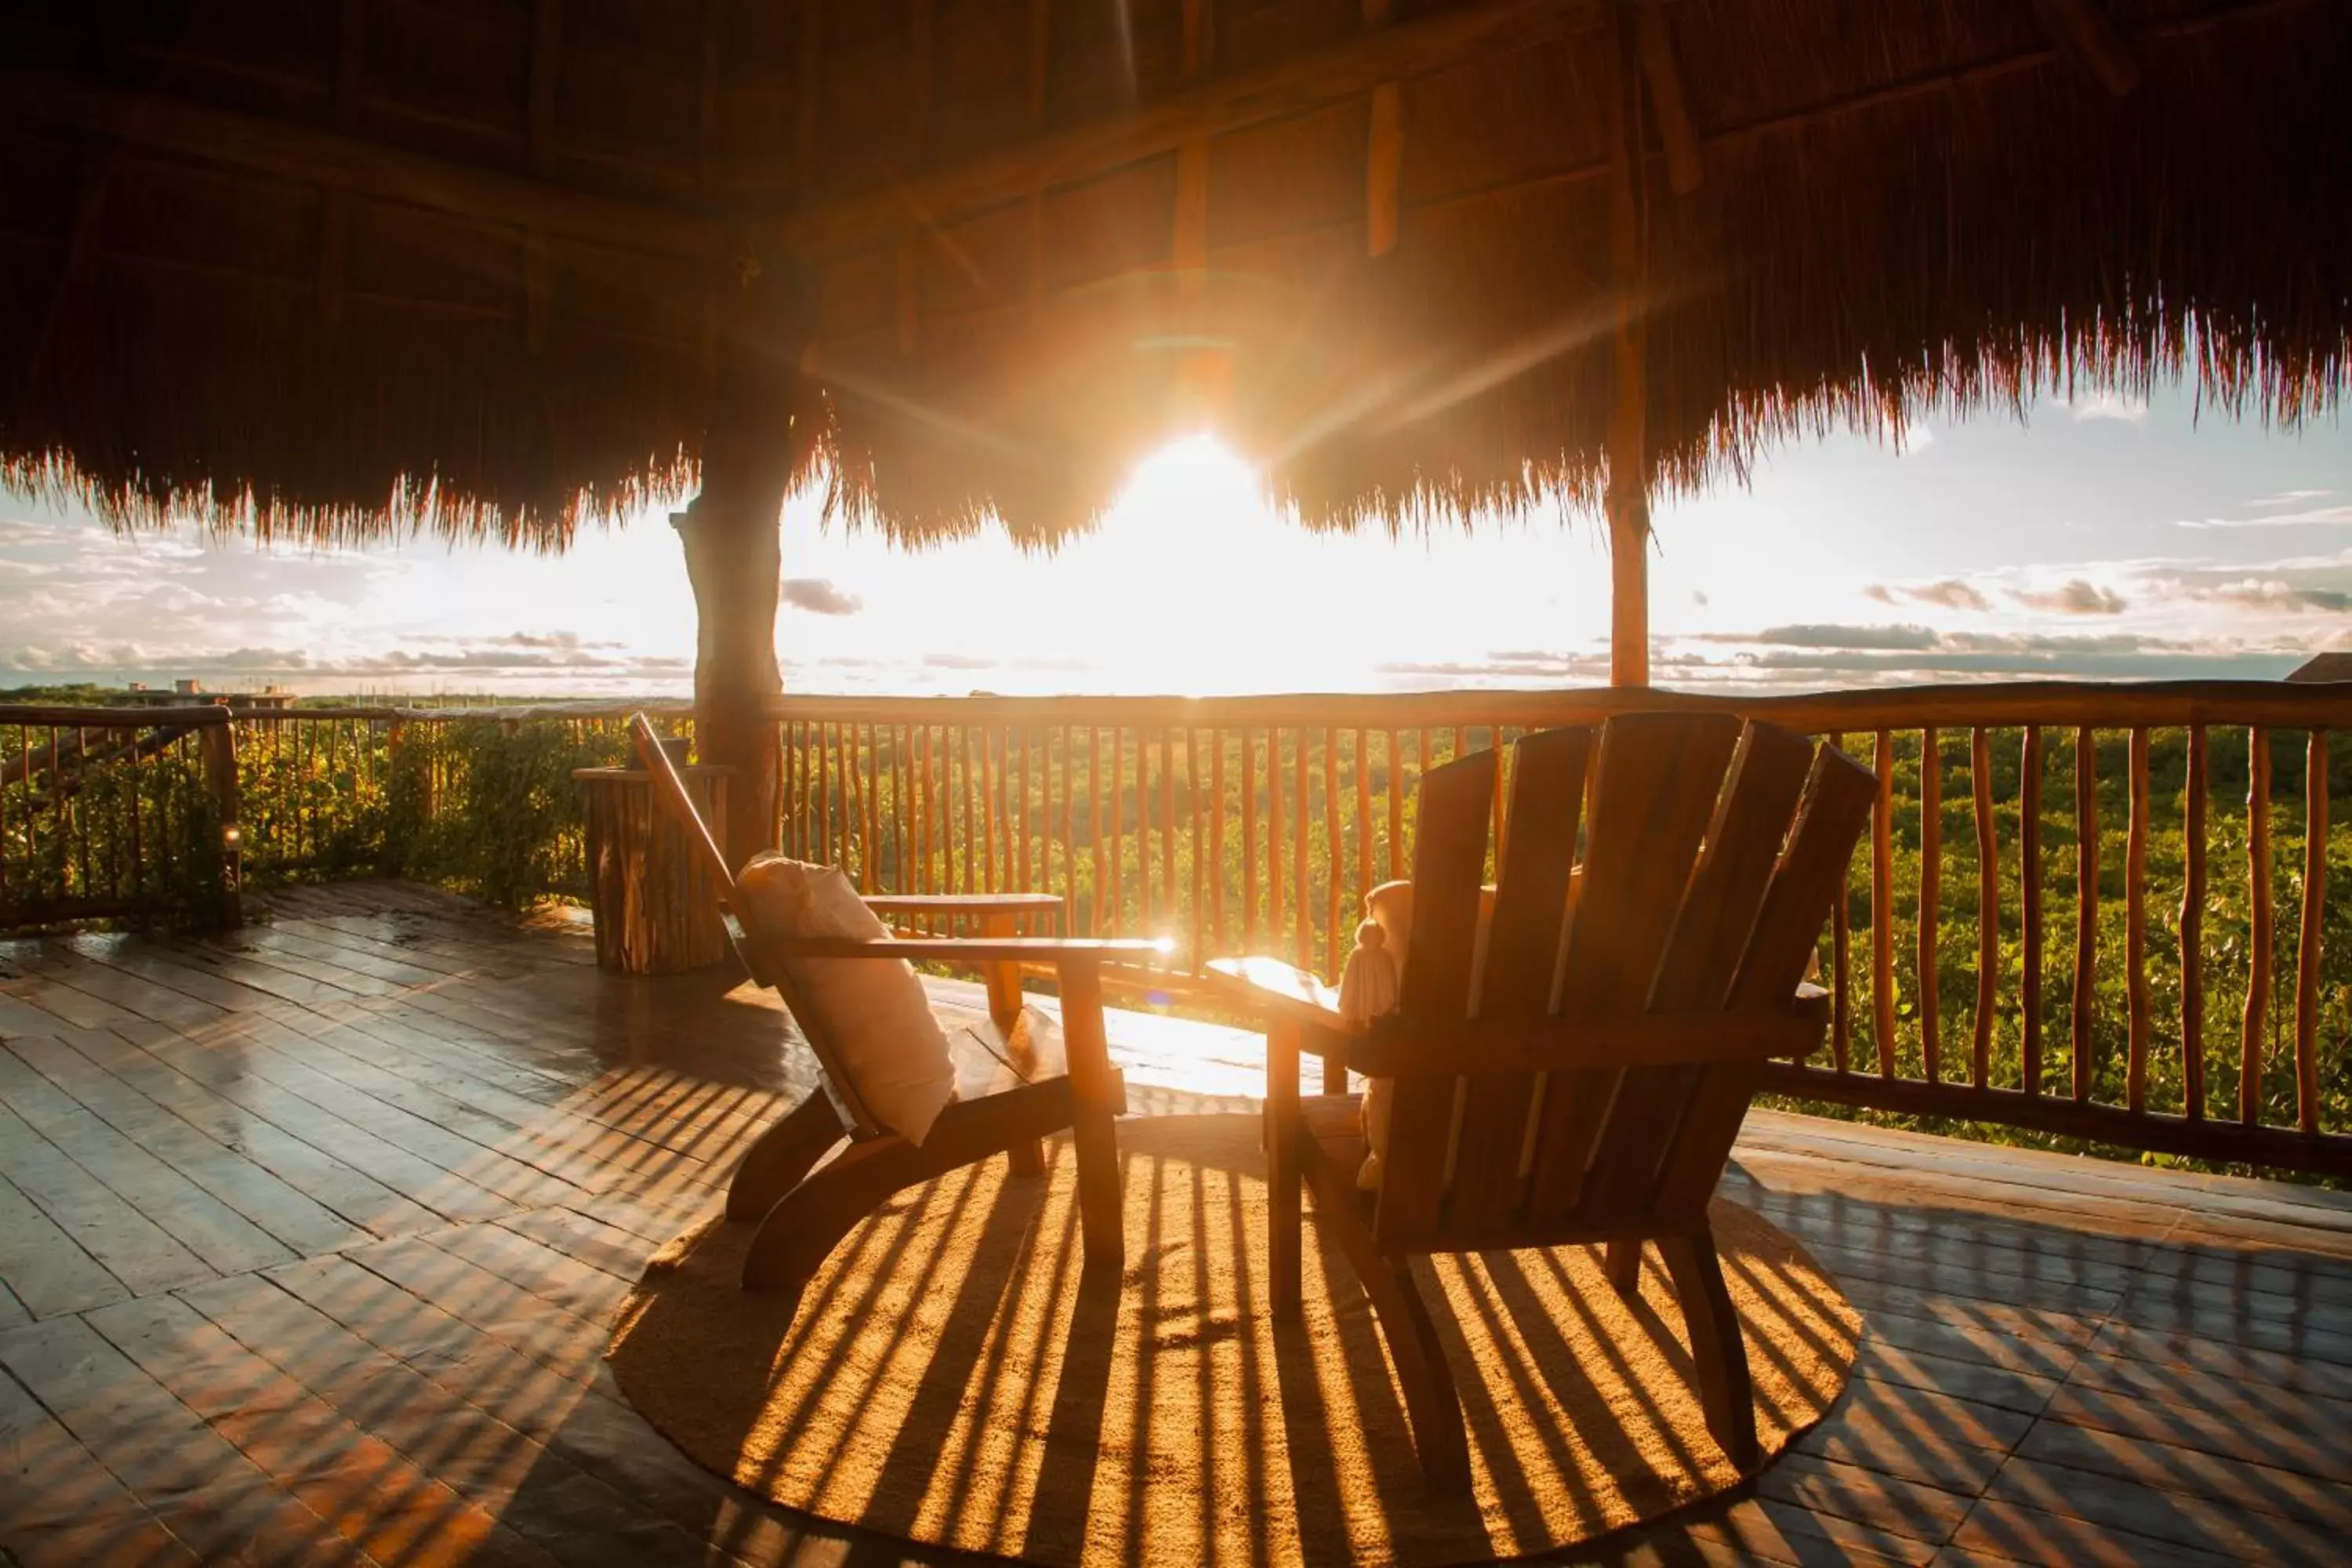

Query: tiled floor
[{"left": 2, "top": 881, "right": 2349, "bottom": 1564}]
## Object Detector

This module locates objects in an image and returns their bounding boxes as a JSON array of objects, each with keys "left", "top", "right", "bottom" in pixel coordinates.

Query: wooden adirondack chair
[
  {"left": 627, "top": 714, "right": 1166, "bottom": 1304},
  {"left": 1210, "top": 713, "right": 1875, "bottom": 1491}
]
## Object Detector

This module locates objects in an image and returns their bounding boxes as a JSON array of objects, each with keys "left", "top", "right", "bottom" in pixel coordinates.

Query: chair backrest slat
[
  {"left": 1525, "top": 713, "right": 1740, "bottom": 1225},
  {"left": 1372, "top": 744, "right": 1496, "bottom": 1243},
  {"left": 1443, "top": 726, "right": 1591, "bottom": 1235},
  {"left": 1650, "top": 746, "right": 1877, "bottom": 1220},
  {"left": 1370, "top": 713, "right": 1873, "bottom": 1254},
  {"left": 1574, "top": 723, "right": 1815, "bottom": 1225}
]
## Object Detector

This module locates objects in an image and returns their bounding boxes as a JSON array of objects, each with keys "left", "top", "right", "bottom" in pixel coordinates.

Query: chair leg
[
  {"left": 1006, "top": 1137, "right": 1047, "bottom": 1176},
  {"left": 1055, "top": 960, "right": 1125, "bottom": 1275},
  {"left": 1603, "top": 1237, "right": 1643, "bottom": 1297},
  {"left": 725, "top": 1091, "right": 849, "bottom": 1221},
  {"left": 741, "top": 1081, "right": 1091, "bottom": 1301},
  {"left": 742, "top": 1135, "right": 927, "bottom": 1298},
  {"left": 1658, "top": 1227, "right": 1759, "bottom": 1469},
  {"left": 1265, "top": 1022, "right": 1304, "bottom": 1320},
  {"left": 1363, "top": 1256, "right": 1472, "bottom": 1494}
]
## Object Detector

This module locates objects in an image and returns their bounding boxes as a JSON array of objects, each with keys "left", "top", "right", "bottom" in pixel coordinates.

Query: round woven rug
[{"left": 608, "top": 1113, "right": 1857, "bottom": 1567}]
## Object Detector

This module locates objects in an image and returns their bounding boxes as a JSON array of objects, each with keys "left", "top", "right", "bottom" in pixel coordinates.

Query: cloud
[
  {"left": 1690, "top": 590, "right": 1708, "bottom": 608},
  {"left": 2177, "top": 502, "right": 2352, "bottom": 529},
  {"left": 781, "top": 577, "right": 863, "bottom": 615},
  {"left": 1704, "top": 623, "right": 1941, "bottom": 651},
  {"left": 2251, "top": 489, "right": 2335, "bottom": 510},
  {"left": 2009, "top": 579, "right": 2127, "bottom": 615},
  {"left": 2069, "top": 391, "right": 2150, "bottom": 424},
  {"left": 922, "top": 652, "right": 995, "bottom": 670},
  {"left": 2198, "top": 578, "right": 2350, "bottom": 613},
  {"left": 1865, "top": 578, "right": 1992, "bottom": 613}
]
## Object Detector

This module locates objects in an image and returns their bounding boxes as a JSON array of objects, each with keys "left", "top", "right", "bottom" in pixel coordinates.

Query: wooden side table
[{"left": 573, "top": 764, "right": 733, "bottom": 974}]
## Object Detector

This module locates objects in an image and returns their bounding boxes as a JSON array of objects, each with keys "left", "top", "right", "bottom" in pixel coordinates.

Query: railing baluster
[
  {"left": 2243, "top": 726, "right": 2271, "bottom": 1127},
  {"left": 1296, "top": 728, "right": 1312, "bottom": 972},
  {"left": 1831, "top": 733, "right": 1851, "bottom": 1074},
  {"left": 859, "top": 724, "right": 877, "bottom": 888},
  {"left": 982, "top": 726, "right": 998, "bottom": 892},
  {"left": 2299, "top": 730, "right": 2328, "bottom": 1134},
  {"left": 1059, "top": 724, "right": 1075, "bottom": 924},
  {"left": 1269, "top": 729, "right": 1285, "bottom": 958},
  {"left": 1109, "top": 726, "right": 1123, "bottom": 936},
  {"left": 2181, "top": 723, "right": 2207, "bottom": 1121},
  {"left": 2126, "top": 726, "right": 2152, "bottom": 1113},
  {"left": 1969, "top": 727, "right": 1997, "bottom": 1089},
  {"left": 2074, "top": 725, "right": 2098, "bottom": 1104},
  {"left": 1325, "top": 728, "right": 1341, "bottom": 978},
  {"left": 1919, "top": 725, "right": 1940, "bottom": 1083},
  {"left": 1089, "top": 727, "right": 1106, "bottom": 937},
  {"left": 2022, "top": 725, "right": 2044, "bottom": 1097},
  {"left": 1386, "top": 728, "right": 1403, "bottom": 880},
  {"left": 1270, "top": 728, "right": 1289, "bottom": 949},
  {"left": 1160, "top": 728, "right": 1177, "bottom": 939},
  {"left": 1188, "top": 728, "right": 1204, "bottom": 965},
  {"left": 1872, "top": 730, "right": 1896, "bottom": 1078},
  {"left": 1016, "top": 726, "right": 1032, "bottom": 891}
]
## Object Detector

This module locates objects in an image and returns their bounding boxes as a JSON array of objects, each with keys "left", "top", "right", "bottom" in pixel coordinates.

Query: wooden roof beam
[
  {"left": 0, "top": 70, "right": 726, "bottom": 261},
  {"left": 1635, "top": 2, "right": 1702, "bottom": 194},
  {"left": 2031, "top": 0, "right": 2140, "bottom": 96},
  {"left": 781, "top": 0, "right": 1606, "bottom": 256}
]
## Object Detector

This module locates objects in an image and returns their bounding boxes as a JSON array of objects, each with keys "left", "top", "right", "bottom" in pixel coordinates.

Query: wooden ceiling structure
[{"left": 3, "top": 0, "right": 2346, "bottom": 860}]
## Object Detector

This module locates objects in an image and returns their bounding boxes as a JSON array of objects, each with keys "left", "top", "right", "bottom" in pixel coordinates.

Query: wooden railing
[
  {"left": 9, "top": 682, "right": 2350, "bottom": 1175},
  {"left": 772, "top": 683, "right": 2352, "bottom": 1176},
  {"left": 0, "top": 705, "right": 241, "bottom": 927}
]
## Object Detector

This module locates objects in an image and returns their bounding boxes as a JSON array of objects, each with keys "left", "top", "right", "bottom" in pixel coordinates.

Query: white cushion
[{"left": 735, "top": 855, "right": 956, "bottom": 1146}]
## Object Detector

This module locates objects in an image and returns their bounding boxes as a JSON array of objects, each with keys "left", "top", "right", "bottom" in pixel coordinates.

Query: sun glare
[{"left": 1102, "top": 433, "right": 1264, "bottom": 532}]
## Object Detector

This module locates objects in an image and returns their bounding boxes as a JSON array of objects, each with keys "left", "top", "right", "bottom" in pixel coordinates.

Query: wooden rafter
[
  {"left": 2032, "top": 0, "right": 2140, "bottom": 95},
  {"left": 0, "top": 70, "right": 724, "bottom": 261},
  {"left": 781, "top": 0, "right": 1606, "bottom": 256}
]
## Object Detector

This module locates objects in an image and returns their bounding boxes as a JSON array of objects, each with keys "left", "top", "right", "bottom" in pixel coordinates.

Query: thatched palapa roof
[{"left": 2, "top": 0, "right": 2346, "bottom": 550}]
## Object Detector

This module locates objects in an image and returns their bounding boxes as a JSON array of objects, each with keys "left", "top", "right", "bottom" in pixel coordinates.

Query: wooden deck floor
[{"left": 2, "top": 882, "right": 2349, "bottom": 1566}]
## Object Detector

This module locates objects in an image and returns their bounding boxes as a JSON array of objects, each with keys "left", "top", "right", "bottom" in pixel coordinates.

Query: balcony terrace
[{"left": 2, "top": 868, "right": 2350, "bottom": 1563}]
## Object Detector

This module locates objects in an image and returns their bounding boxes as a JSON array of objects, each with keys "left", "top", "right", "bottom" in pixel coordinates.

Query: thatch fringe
[{"left": 3, "top": 0, "right": 2345, "bottom": 550}]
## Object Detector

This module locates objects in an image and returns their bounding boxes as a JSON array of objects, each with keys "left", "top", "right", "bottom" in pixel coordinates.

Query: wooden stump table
[{"left": 574, "top": 764, "right": 733, "bottom": 973}]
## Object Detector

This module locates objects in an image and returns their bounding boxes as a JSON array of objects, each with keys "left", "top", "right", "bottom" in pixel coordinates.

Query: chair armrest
[
  {"left": 860, "top": 893, "right": 1063, "bottom": 916},
  {"left": 753, "top": 935, "right": 1170, "bottom": 967},
  {"left": 1202, "top": 956, "right": 1368, "bottom": 1038},
  {"left": 1348, "top": 995, "right": 1827, "bottom": 1077}
]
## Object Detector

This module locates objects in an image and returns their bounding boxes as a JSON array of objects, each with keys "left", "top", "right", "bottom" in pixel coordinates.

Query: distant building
[
  {"left": 2288, "top": 654, "right": 2352, "bottom": 684},
  {"left": 119, "top": 681, "right": 297, "bottom": 710}
]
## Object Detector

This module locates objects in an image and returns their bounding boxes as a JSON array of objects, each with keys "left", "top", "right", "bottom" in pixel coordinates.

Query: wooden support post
[
  {"left": 1604, "top": 2, "right": 1650, "bottom": 688},
  {"left": 199, "top": 720, "right": 242, "bottom": 929},
  {"left": 336, "top": 0, "right": 367, "bottom": 131},
  {"left": 795, "top": 0, "right": 825, "bottom": 194},
  {"left": 1367, "top": 82, "right": 1403, "bottom": 256},
  {"left": 1635, "top": 2, "right": 1701, "bottom": 194},
  {"left": 699, "top": 0, "right": 726, "bottom": 191},
  {"left": 1363, "top": 1, "right": 1403, "bottom": 257},
  {"left": 1174, "top": 137, "right": 1210, "bottom": 296},
  {"left": 674, "top": 257, "right": 809, "bottom": 869},
  {"left": 908, "top": 0, "right": 937, "bottom": 165},
  {"left": 530, "top": 0, "right": 564, "bottom": 173},
  {"left": 1028, "top": 0, "right": 1054, "bottom": 129}
]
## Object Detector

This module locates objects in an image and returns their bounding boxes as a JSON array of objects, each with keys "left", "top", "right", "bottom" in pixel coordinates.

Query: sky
[{"left": 3, "top": 382, "right": 2348, "bottom": 699}]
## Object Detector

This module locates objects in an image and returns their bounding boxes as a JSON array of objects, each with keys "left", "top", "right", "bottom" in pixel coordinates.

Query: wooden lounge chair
[
  {"left": 627, "top": 714, "right": 1165, "bottom": 1304},
  {"left": 1210, "top": 713, "right": 1875, "bottom": 1490}
]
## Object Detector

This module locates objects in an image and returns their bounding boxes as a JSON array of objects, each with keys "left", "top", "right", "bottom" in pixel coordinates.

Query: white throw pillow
[{"left": 735, "top": 854, "right": 956, "bottom": 1146}]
